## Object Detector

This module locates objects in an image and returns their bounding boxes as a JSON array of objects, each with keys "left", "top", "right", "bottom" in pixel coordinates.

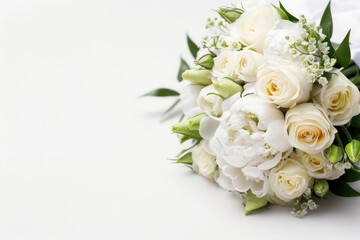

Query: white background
[{"left": 0, "top": 0, "right": 359, "bottom": 239}]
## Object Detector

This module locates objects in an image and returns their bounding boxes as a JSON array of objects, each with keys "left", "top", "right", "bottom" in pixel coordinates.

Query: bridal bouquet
[{"left": 145, "top": 0, "right": 360, "bottom": 216}]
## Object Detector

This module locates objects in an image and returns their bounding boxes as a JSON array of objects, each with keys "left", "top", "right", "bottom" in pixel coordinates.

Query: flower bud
[
  {"left": 182, "top": 69, "right": 212, "bottom": 85},
  {"left": 345, "top": 139, "right": 360, "bottom": 163},
  {"left": 324, "top": 145, "right": 344, "bottom": 163},
  {"left": 197, "top": 54, "right": 214, "bottom": 70},
  {"left": 313, "top": 179, "right": 329, "bottom": 198},
  {"left": 217, "top": 7, "right": 243, "bottom": 23},
  {"left": 213, "top": 78, "right": 243, "bottom": 98},
  {"left": 188, "top": 113, "right": 207, "bottom": 131},
  {"left": 172, "top": 114, "right": 206, "bottom": 140}
]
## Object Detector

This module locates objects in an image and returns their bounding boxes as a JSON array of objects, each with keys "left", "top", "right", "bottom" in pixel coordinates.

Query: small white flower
[
  {"left": 234, "top": 49, "right": 264, "bottom": 82},
  {"left": 192, "top": 141, "right": 217, "bottom": 180},
  {"left": 179, "top": 80, "right": 204, "bottom": 118},
  {"left": 197, "top": 85, "right": 224, "bottom": 118},
  {"left": 213, "top": 49, "right": 237, "bottom": 80}
]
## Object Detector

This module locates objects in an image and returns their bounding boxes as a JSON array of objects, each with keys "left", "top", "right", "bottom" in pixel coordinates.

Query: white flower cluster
[
  {"left": 202, "top": 17, "right": 243, "bottom": 52},
  {"left": 287, "top": 16, "right": 337, "bottom": 85},
  {"left": 175, "top": 0, "right": 360, "bottom": 215}
]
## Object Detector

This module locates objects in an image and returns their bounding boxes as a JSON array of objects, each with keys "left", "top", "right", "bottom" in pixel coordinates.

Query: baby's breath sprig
[
  {"left": 202, "top": 16, "right": 243, "bottom": 53},
  {"left": 287, "top": 15, "right": 337, "bottom": 86},
  {"left": 291, "top": 188, "right": 319, "bottom": 217}
]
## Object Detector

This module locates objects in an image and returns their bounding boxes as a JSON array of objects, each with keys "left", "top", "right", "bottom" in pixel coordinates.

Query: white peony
[
  {"left": 210, "top": 95, "right": 292, "bottom": 197},
  {"left": 192, "top": 141, "right": 217, "bottom": 180},
  {"left": 232, "top": 5, "right": 279, "bottom": 53},
  {"left": 285, "top": 103, "right": 337, "bottom": 154},
  {"left": 269, "top": 158, "right": 313, "bottom": 203},
  {"left": 179, "top": 80, "right": 204, "bottom": 117},
  {"left": 255, "top": 61, "right": 313, "bottom": 108},
  {"left": 197, "top": 85, "right": 224, "bottom": 118},
  {"left": 235, "top": 49, "right": 265, "bottom": 82},
  {"left": 293, "top": 149, "right": 345, "bottom": 180},
  {"left": 213, "top": 49, "right": 237, "bottom": 80},
  {"left": 313, "top": 72, "right": 360, "bottom": 126},
  {"left": 263, "top": 20, "right": 306, "bottom": 61}
]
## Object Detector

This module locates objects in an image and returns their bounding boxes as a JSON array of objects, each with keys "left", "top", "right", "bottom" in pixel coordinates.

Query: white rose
[
  {"left": 269, "top": 158, "right": 313, "bottom": 202},
  {"left": 232, "top": 5, "right": 279, "bottom": 53},
  {"left": 264, "top": 20, "right": 305, "bottom": 61},
  {"left": 285, "top": 103, "right": 337, "bottom": 154},
  {"left": 192, "top": 142, "right": 217, "bottom": 180},
  {"left": 197, "top": 85, "right": 223, "bottom": 118},
  {"left": 255, "top": 61, "right": 313, "bottom": 108},
  {"left": 179, "top": 80, "right": 203, "bottom": 117},
  {"left": 213, "top": 50, "right": 237, "bottom": 80},
  {"left": 313, "top": 72, "right": 360, "bottom": 126},
  {"left": 293, "top": 149, "right": 345, "bottom": 180},
  {"left": 235, "top": 50, "right": 264, "bottom": 82},
  {"left": 209, "top": 95, "right": 292, "bottom": 197}
]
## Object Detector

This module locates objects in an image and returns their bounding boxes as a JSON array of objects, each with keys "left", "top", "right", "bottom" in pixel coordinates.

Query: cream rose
[
  {"left": 235, "top": 49, "right": 264, "bottom": 82},
  {"left": 285, "top": 103, "right": 337, "bottom": 154},
  {"left": 197, "top": 85, "right": 223, "bottom": 118},
  {"left": 213, "top": 50, "right": 237, "bottom": 80},
  {"left": 192, "top": 142, "right": 217, "bottom": 180},
  {"left": 232, "top": 5, "right": 279, "bottom": 53},
  {"left": 269, "top": 158, "right": 312, "bottom": 202},
  {"left": 313, "top": 72, "right": 360, "bottom": 126},
  {"left": 255, "top": 61, "right": 313, "bottom": 108},
  {"left": 293, "top": 149, "right": 345, "bottom": 180}
]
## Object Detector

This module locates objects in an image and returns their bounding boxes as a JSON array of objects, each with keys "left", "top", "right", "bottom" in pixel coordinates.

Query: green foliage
[
  {"left": 177, "top": 58, "right": 190, "bottom": 82},
  {"left": 142, "top": 88, "right": 179, "bottom": 97},
  {"left": 176, "top": 152, "right": 193, "bottom": 165},
  {"left": 333, "top": 30, "right": 352, "bottom": 68},
  {"left": 244, "top": 191, "right": 268, "bottom": 215},
  {"left": 279, "top": 2, "right": 298, "bottom": 22},
  {"left": 320, "top": 1, "right": 333, "bottom": 39},
  {"left": 187, "top": 35, "right": 199, "bottom": 59},
  {"left": 341, "top": 169, "right": 360, "bottom": 182},
  {"left": 329, "top": 179, "right": 360, "bottom": 197}
]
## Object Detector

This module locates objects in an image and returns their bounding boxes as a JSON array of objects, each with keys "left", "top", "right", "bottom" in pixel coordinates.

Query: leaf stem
[
  {"left": 335, "top": 133, "right": 344, "bottom": 149},
  {"left": 340, "top": 126, "right": 353, "bottom": 142}
]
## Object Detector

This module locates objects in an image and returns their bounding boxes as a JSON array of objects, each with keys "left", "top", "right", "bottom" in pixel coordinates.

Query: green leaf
[
  {"left": 177, "top": 58, "right": 190, "bottom": 82},
  {"left": 341, "top": 169, "right": 360, "bottom": 182},
  {"left": 279, "top": 2, "right": 298, "bottom": 22},
  {"left": 187, "top": 35, "right": 200, "bottom": 59},
  {"left": 320, "top": 1, "right": 333, "bottom": 39},
  {"left": 350, "top": 68, "right": 360, "bottom": 85},
  {"left": 142, "top": 88, "right": 179, "bottom": 97},
  {"left": 341, "top": 64, "right": 358, "bottom": 78},
  {"left": 351, "top": 115, "right": 360, "bottom": 129},
  {"left": 333, "top": 30, "right": 352, "bottom": 68},
  {"left": 274, "top": 6, "right": 288, "bottom": 21},
  {"left": 244, "top": 191, "right": 268, "bottom": 215},
  {"left": 329, "top": 179, "right": 360, "bottom": 197},
  {"left": 177, "top": 152, "right": 193, "bottom": 165}
]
